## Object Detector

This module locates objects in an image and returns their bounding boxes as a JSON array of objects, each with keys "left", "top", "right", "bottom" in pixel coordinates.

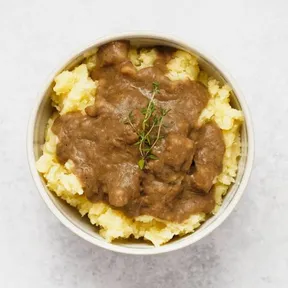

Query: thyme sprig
[{"left": 126, "top": 81, "right": 170, "bottom": 169}]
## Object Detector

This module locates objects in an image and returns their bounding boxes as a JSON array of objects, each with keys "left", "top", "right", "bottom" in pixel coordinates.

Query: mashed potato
[
  {"left": 36, "top": 48, "right": 243, "bottom": 246},
  {"left": 129, "top": 47, "right": 158, "bottom": 70},
  {"left": 166, "top": 50, "right": 199, "bottom": 81},
  {"left": 52, "top": 64, "right": 97, "bottom": 115}
]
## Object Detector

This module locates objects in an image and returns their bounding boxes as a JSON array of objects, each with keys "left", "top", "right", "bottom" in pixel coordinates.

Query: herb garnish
[{"left": 126, "top": 81, "right": 170, "bottom": 169}]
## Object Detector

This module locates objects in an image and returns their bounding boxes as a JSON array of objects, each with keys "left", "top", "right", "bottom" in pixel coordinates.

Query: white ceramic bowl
[{"left": 27, "top": 32, "right": 254, "bottom": 255}]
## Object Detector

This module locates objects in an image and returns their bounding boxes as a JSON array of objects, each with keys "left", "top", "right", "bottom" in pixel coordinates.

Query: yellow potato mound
[
  {"left": 129, "top": 47, "right": 158, "bottom": 70},
  {"left": 52, "top": 64, "right": 97, "bottom": 115},
  {"left": 166, "top": 50, "right": 199, "bottom": 81},
  {"left": 36, "top": 48, "right": 243, "bottom": 246}
]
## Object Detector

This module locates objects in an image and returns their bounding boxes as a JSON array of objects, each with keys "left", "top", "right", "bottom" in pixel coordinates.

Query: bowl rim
[{"left": 27, "top": 31, "right": 254, "bottom": 255}]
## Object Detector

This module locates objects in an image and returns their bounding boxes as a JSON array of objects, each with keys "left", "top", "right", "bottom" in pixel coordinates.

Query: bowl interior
[{"left": 30, "top": 35, "right": 250, "bottom": 254}]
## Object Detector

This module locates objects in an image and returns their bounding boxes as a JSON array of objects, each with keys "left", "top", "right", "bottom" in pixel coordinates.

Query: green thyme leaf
[
  {"left": 138, "top": 159, "right": 145, "bottom": 170},
  {"left": 148, "top": 154, "right": 158, "bottom": 160}
]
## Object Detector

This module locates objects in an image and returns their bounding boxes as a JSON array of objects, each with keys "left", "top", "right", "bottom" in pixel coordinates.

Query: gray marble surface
[{"left": 0, "top": 0, "right": 287, "bottom": 287}]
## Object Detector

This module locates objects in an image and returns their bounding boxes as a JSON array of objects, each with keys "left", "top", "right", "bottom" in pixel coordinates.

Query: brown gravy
[{"left": 52, "top": 41, "right": 225, "bottom": 222}]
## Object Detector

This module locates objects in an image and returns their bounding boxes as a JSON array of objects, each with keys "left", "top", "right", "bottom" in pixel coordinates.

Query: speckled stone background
[{"left": 0, "top": 0, "right": 287, "bottom": 287}]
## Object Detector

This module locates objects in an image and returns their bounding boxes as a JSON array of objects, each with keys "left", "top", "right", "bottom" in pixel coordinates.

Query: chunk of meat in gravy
[
  {"left": 103, "top": 163, "right": 141, "bottom": 207},
  {"left": 163, "top": 133, "right": 195, "bottom": 172},
  {"left": 97, "top": 41, "right": 129, "bottom": 66},
  {"left": 52, "top": 40, "right": 226, "bottom": 222},
  {"left": 187, "top": 122, "right": 225, "bottom": 193}
]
